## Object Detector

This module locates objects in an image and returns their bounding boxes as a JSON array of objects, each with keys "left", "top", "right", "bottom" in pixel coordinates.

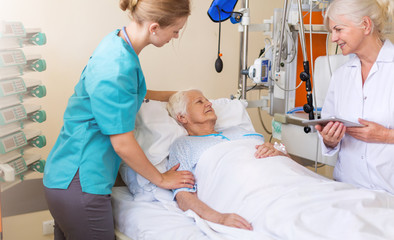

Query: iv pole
[
  {"left": 277, "top": 0, "right": 315, "bottom": 133},
  {"left": 296, "top": 0, "right": 315, "bottom": 123},
  {"left": 238, "top": 0, "right": 249, "bottom": 100}
]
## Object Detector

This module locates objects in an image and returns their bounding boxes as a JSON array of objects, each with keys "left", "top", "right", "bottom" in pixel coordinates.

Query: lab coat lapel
[{"left": 348, "top": 57, "right": 364, "bottom": 97}]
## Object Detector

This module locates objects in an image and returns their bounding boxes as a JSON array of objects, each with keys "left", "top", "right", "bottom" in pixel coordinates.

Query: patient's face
[{"left": 184, "top": 91, "right": 217, "bottom": 125}]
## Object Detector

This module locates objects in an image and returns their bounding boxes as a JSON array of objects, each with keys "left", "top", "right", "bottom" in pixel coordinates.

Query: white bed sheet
[
  {"left": 195, "top": 139, "right": 394, "bottom": 240},
  {"left": 112, "top": 186, "right": 214, "bottom": 240},
  {"left": 113, "top": 186, "right": 270, "bottom": 240},
  {"left": 112, "top": 96, "right": 394, "bottom": 239},
  {"left": 113, "top": 136, "right": 394, "bottom": 240}
]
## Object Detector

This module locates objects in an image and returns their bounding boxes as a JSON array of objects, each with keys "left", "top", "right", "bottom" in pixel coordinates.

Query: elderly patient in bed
[{"left": 166, "top": 89, "right": 289, "bottom": 230}]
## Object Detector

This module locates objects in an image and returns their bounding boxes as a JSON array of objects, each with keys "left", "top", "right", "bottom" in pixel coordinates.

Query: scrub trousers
[{"left": 44, "top": 171, "right": 115, "bottom": 240}]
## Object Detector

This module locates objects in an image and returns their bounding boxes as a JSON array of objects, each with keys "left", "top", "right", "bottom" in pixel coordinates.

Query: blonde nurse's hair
[
  {"left": 324, "top": 0, "right": 394, "bottom": 40},
  {"left": 119, "top": 0, "right": 190, "bottom": 27}
]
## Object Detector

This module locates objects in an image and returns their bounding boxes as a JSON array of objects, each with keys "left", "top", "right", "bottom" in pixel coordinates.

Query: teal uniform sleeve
[{"left": 84, "top": 53, "right": 143, "bottom": 135}]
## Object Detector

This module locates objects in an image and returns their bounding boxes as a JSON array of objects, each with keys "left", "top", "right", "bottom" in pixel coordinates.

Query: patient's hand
[
  {"left": 176, "top": 192, "right": 253, "bottom": 231},
  {"left": 255, "top": 143, "right": 287, "bottom": 158},
  {"left": 219, "top": 213, "right": 253, "bottom": 231}
]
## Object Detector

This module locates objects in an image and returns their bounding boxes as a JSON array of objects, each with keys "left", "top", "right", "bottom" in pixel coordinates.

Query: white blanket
[
  {"left": 113, "top": 187, "right": 213, "bottom": 240},
  {"left": 194, "top": 139, "right": 394, "bottom": 240}
]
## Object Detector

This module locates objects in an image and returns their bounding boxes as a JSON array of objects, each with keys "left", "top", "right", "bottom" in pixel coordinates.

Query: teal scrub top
[{"left": 43, "top": 29, "right": 147, "bottom": 195}]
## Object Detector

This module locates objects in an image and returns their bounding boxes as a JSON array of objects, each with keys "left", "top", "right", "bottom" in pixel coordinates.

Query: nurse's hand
[
  {"left": 346, "top": 118, "right": 392, "bottom": 143},
  {"left": 158, "top": 163, "right": 195, "bottom": 190},
  {"left": 315, "top": 121, "right": 346, "bottom": 148}
]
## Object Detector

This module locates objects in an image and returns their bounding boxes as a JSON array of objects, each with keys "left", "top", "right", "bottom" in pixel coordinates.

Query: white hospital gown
[
  {"left": 168, "top": 126, "right": 264, "bottom": 196},
  {"left": 320, "top": 39, "right": 394, "bottom": 194}
]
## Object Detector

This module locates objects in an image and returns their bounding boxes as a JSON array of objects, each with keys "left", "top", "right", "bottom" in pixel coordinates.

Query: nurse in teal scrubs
[{"left": 43, "top": 0, "right": 194, "bottom": 239}]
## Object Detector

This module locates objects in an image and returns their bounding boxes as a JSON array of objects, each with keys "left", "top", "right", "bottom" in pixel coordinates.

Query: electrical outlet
[{"left": 42, "top": 220, "right": 55, "bottom": 235}]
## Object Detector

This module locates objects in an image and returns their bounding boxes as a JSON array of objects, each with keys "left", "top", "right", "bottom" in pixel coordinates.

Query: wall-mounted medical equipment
[
  {"left": 207, "top": 0, "right": 298, "bottom": 115},
  {"left": 0, "top": 21, "right": 47, "bottom": 190},
  {"left": 0, "top": 50, "right": 46, "bottom": 79},
  {"left": 280, "top": 0, "right": 315, "bottom": 127},
  {"left": 237, "top": 0, "right": 317, "bottom": 120},
  {"left": 207, "top": 0, "right": 239, "bottom": 73},
  {"left": 0, "top": 21, "right": 46, "bottom": 49},
  {"left": 209, "top": 1, "right": 347, "bottom": 169},
  {"left": 242, "top": 57, "right": 270, "bottom": 84}
]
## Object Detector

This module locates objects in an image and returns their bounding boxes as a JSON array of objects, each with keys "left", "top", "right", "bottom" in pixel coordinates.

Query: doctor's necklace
[{"left": 122, "top": 26, "right": 134, "bottom": 51}]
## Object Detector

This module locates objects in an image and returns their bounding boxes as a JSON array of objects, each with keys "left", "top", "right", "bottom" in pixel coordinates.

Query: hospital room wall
[
  {"left": 0, "top": 0, "right": 281, "bottom": 239},
  {"left": 1, "top": 0, "right": 281, "bottom": 160}
]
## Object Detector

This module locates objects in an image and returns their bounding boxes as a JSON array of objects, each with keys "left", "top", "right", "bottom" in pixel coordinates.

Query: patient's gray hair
[{"left": 167, "top": 89, "right": 202, "bottom": 124}]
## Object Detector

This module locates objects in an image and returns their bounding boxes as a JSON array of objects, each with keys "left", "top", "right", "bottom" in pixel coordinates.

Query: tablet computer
[{"left": 302, "top": 116, "right": 365, "bottom": 127}]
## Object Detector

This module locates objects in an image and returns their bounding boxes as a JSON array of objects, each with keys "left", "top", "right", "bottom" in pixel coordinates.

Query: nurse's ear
[
  {"left": 149, "top": 22, "right": 160, "bottom": 36},
  {"left": 361, "top": 16, "right": 373, "bottom": 35}
]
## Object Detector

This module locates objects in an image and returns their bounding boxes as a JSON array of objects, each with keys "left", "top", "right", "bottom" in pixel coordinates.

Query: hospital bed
[
  {"left": 112, "top": 98, "right": 394, "bottom": 240},
  {"left": 113, "top": 98, "right": 256, "bottom": 240}
]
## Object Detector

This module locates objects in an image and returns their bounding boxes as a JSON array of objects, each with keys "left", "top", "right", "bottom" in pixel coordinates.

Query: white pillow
[
  {"left": 134, "top": 100, "right": 187, "bottom": 166},
  {"left": 212, "top": 98, "right": 255, "bottom": 132},
  {"left": 118, "top": 98, "right": 254, "bottom": 200}
]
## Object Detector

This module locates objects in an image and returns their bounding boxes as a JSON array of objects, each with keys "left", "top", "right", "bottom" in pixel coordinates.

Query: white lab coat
[{"left": 320, "top": 40, "right": 394, "bottom": 194}]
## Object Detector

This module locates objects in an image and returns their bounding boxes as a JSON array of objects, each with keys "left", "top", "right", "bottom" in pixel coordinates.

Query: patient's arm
[
  {"left": 176, "top": 191, "right": 253, "bottom": 230},
  {"left": 110, "top": 131, "right": 195, "bottom": 189}
]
